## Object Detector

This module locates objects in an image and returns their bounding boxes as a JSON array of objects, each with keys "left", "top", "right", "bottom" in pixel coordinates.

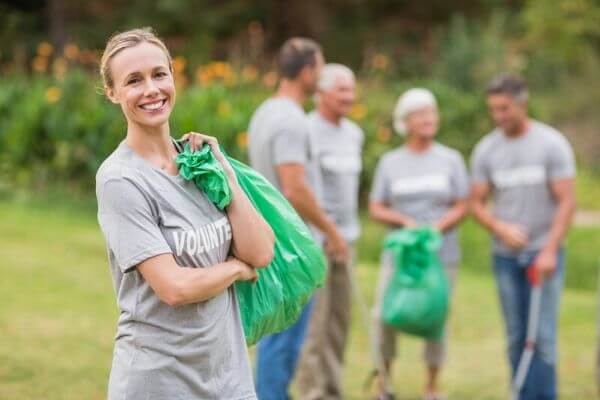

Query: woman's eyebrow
[{"left": 123, "top": 71, "right": 141, "bottom": 83}]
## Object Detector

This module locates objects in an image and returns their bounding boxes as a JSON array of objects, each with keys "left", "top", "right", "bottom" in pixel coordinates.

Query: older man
[{"left": 296, "top": 63, "right": 364, "bottom": 400}]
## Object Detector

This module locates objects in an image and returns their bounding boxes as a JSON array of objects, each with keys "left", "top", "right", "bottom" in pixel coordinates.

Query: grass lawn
[{"left": 0, "top": 199, "right": 597, "bottom": 399}]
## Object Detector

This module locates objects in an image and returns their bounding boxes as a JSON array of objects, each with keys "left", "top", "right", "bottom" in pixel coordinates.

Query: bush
[{"left": 0, "top": 65, "right": 491, "bottom": 197}]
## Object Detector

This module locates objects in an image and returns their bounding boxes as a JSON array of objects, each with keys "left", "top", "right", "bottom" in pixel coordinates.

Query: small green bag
[
  {"left": 382, "top": 227, "right": 449, "bottom": 340},
  {"left": 175, "top": 142, "right": 326, "bottom": 346}
]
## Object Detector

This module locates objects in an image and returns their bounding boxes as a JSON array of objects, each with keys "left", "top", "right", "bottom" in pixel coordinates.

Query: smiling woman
[{"left": 95, "top": 27, "right": 274, "bottom": 400}]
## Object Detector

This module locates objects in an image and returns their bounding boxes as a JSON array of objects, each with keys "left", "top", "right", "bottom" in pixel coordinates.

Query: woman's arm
[
  {"left": 226, "top": 181, "right": 275, "bottom": 268},
  {"left": 137, "top": 254, "right": 258, "bottom": 307},
  {"left": 181, "top": 132, "right": 275, "bottom": 268},
  {"left": 433, "top": 198, "right": 468, "bottom": 233},
  {"left": 369, "top": 201, "right": 416, "bottom": 228}
]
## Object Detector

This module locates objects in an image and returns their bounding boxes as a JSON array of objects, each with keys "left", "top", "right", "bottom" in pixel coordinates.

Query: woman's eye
[
  {"left": 127, "top": 77, "right": 140, "bottom": 85},
  {"left": 155, "top": 72, "right": 167, "bottom": 78}
]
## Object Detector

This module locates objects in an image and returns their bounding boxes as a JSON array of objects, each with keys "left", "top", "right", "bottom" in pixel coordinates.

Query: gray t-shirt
[
  {"left": 248, "top": 97, "right": 323, "bottom": 243},
  {"left": 370, "top": 143, "right": 469, "bottom": 265},
  {"left": 471, "top": 120, "right": 576, "bottom": 255},
  {"left": 308, "top": 111, "right": 364, "bottom": 243},
  {"left": 96, "top": 140, "right": 256, "bottom": 400}
]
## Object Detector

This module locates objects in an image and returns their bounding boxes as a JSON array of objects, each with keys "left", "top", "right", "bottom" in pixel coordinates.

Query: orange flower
[
  {"left": 172, "top": 56, "right": 187, "bottom": 74},
  {"left": 349, "top": 104, "right": 367, "bottom": 120},
  {"left": 372, "top": 53, "right": 389, "bottom": 70},
  {"left": 262, "top": 71, "right": 278, "bottom": 88},
  {"left": 45, "top": 87, "right": 62, "bottom": 103},
  {"left": 37, "top": 42, "right": 54, "bottom": 57},
  {"left": 32, "top": 56, "right": 48, "bottom": 73},
  {"left": 242, "top": 65, "right": 258, "bottom": 82},
  {"left": 53, "top": 57, "right": 68, "bottom": 80},
  {"left": 63, "top": 43, "right": 79, "bottom": 61},
  {"left": 236, "top": 131, "right": 248, "bottom": 149},
  {"left": 377, "top": 126, "right": 392, "bottom": 143}
]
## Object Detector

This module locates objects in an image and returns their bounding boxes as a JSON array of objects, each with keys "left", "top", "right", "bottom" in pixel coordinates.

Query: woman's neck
[
  {"left": 406, "top": 134, "right": 433, "bottom": 153},
  {"left": 125, "top": 122, "right": 174, "bottom": 161}
]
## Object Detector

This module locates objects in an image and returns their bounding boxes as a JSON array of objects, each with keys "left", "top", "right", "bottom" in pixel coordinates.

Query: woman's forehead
[{"left": 111, "top": 42, "right": 170, "bottom": 79}]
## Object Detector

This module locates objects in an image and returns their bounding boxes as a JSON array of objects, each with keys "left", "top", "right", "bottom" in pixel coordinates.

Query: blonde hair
[{"left": 100, "top": 27, "right": 172, "bottom": 91}]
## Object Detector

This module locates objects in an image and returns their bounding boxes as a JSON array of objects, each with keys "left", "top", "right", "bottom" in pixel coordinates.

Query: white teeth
[{"left": 140, "top": 99, "right": 165, "bottom": 110}]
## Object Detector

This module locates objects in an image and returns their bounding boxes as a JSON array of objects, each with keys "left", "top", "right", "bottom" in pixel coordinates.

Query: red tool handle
[{"left": 527, "top": 264, "right": 541, "bottom": 287}]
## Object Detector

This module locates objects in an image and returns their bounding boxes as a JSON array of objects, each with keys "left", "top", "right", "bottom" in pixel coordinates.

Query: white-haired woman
[{"left": 369, "top": 88, "right": 469, "bottom": 400}]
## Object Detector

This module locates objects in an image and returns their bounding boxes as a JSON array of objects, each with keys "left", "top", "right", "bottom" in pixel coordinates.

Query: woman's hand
[
  {"left": 180, "top": 132, "right": 237, "bottom": 184},
  {"left": 229, "top": 258, "right": 259, "bottom": 283}
]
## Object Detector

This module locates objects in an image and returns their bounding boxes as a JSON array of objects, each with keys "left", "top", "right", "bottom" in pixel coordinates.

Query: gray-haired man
[{"left": 296, "top": 63, "right": 364, "bottom": 400}]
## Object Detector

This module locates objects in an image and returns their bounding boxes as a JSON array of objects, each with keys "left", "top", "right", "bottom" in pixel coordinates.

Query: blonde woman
[
  {"left": 95, "top": 28, "right": 274, "bottom": 399},
  {"left": 369, "top": 88, "right": 469, "bottom": 400}
]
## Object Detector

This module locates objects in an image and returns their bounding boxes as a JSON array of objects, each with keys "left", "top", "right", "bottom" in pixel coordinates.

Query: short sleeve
[
  {"left": 451, "top": 152, "right": 470, "bottom": 199},
  {"left": 369, "top": 158, "right": 390, "bottom": 204},
  {"left": 272, "top": 124, "right": 309, "bottom": 166},
  {"left": 547, "top": 135, "right": 576, "bottom": 180},
  {"left": 470, "top": 141, "right": 490, "bottom": 184},
  {"left": 97, "top": 178, "right": 172, "bottom": 273}
]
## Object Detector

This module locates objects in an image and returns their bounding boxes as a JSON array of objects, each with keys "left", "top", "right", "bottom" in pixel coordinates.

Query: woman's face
[
  {"left": 405, "top": 105, "right": 439, "bottom": 140},
  {"left": 106, "top": 42, "right": 175, "bottom": 129}
]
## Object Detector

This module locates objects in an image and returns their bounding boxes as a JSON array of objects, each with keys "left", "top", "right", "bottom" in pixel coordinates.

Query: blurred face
[
  {"left": 105, "top": 42, "right": 175, "bottom": 130},
  {"left": 405, "top": 105, "right": 439, "bottom": 140},
  {"left": 319, "top": 75, "right": 356, "bottom": 118},
  {"left": 486, "top": 93, "right": 528, "bottom": 135},
  {"left": 299, "top": 51, "right": 325, "bottom": 95}
]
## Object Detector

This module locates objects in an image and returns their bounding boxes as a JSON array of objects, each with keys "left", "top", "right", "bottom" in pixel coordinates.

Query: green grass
[{"left": 0, "top": 198, "right": 597, "bottom": 399}]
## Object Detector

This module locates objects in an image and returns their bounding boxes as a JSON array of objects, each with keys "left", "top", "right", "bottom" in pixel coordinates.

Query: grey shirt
[
  {"left": 308, "top": 111, "right": 364, "bottom": 243},
  {"left": 471, "top": 120, "right": 576, "bottom": 255},
  {"left": 248, "top": 97, "right": 323, "bottom": 243},
  {"left": 96, "top": 140, "right": 256, "bottom": 400},
  {"left": 370, "top": 143, "right": 469, "bottom": 265}
]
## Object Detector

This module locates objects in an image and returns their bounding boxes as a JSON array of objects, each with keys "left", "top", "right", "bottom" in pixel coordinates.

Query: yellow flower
[
  {"left": 217, "top": 101, "right": 231, "bottom": 117},
  {"left": 63, "top": 43, "right": 79, "bottom": 61},
  {"left": 262, "top": 71, "right": 278, "bottom": 88},
  {"left": 349, "top": 104, "right": 367, "bottom": 120},
  {"left": 236, "top": 131, "right": 248, "bottom": 149},
  {"left": 172, "top": 56, "right": 186, "bottom": 74},
  {"left": 45, "top": 87, "right": 62, "bottom": 103},
  {"left": 242, "top": 65, "right": 258, "bottom": 82},
  {"left": 372, "top": 53, "right": 389, "bottom": 70},
  {"left": 377, "top": 126, "right": 392, "bottom": 143},
  {"left": 32, "top": 56, "right": 48, "bottom": 73},
  {"left": 37, "top": 41, "right": 54, "bottom": 57}
]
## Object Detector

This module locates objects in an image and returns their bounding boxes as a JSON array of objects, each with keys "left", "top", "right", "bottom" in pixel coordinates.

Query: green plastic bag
[
  {"left": 382, "top": 227, "right": 449, "bottom": 340},
  {"left": 175, "top": 142, "right": 327, "bottom": 346}
]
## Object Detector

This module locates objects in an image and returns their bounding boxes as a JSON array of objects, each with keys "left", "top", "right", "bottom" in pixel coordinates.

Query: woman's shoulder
[
  {"left": 95, "top": 142, "right": 147, "bottom": 193},
  {"left": 431, "top": 142, "right": 464, "bottom": 163}
]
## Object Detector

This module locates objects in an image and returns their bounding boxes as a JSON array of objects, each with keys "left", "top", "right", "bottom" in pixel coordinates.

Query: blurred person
[
  {"left": 295, "top": 63, "right": 364, "bottom": 400},
  {"left": 248, "top": 38, "right": 349, "bottom": 400},
  {"left": 369, "top": 88, "right": 470, "bottom": 400},
  {"left": 470, "top": 74, "right": 576, "bottom": 400},
  {"left": 95, "top": 27, "right": 275, "bottom": 400}
]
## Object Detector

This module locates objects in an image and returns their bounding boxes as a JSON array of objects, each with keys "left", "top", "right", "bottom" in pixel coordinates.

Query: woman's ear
[{"left": 105, "top": 85, "right": 119, "bottom": 104}]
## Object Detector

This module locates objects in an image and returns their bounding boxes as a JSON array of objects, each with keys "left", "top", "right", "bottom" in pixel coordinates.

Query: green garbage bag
[
  {"left": 382, "top": 227, "right": 449, "bottom": 340},
  {"left": 175, "top": 142, "right": 327, "bottom": 346}
]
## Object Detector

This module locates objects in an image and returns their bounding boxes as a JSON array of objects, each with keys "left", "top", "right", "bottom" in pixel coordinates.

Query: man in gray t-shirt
[
  {"left": 96, "top": 140, "right": 255, "bottom": 400},
  {"left": 249, "top": 38, "right": 348, "bottom": 400},
  {"left": 470, "top": 74, "right": 576, "bottom": 400},
  {"left": 295, "top": 64, "right": 364, "bottom": 400}
]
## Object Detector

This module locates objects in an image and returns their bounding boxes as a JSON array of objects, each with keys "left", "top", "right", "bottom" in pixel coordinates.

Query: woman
[
  {"left": 369, "top": 88, "right": 469, "bottom": 400},
  {"left": 96, "top": 28, "right": 274, "bottom": 400}
]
